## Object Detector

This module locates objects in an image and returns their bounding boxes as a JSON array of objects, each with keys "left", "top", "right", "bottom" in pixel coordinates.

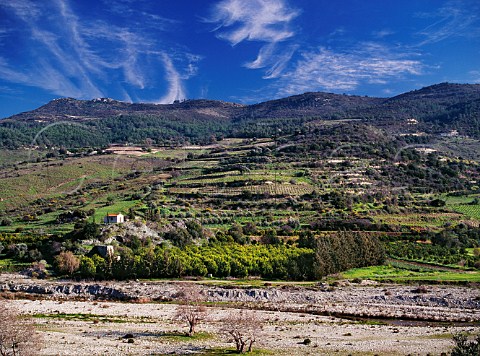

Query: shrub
[
  {"left": 7, "top": 243, "right": 29, "bottom": 260},
  {"left": 451, "top": 333, "right": 480, "bottom": 356},
  {"left": 23, "top": 261, "right": 49, "bottom": 279},
  {"left": 55, "top": 251, "right": 80, "bottom": 276},
  {"left": 79, "top": 256, "right": 96, "bottom": 278},
  {"left": 0, "top": 218, "right": 12, "bottom": 226}
]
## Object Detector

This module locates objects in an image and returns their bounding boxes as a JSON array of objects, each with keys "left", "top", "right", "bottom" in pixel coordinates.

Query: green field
[
  {"left": 86, "top": 199, "right": 145, "bottom": 223},
  {"left": 341, "top": 264, "right": 480, "bottom": 283},
  {"left": 373, "top": 212, "right": 465, "bottom": 228},
  {"left": 451, "top": 204, "right": 480, "bottom": 220},
  {"left": 436, "top": 193, "right": 480, "bottom": 220},
  {"left": 0, "top": 149, "right": 42, "bottom": 166}
]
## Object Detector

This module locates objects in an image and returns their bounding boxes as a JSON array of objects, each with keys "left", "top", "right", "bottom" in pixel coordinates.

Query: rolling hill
[{"left": 1, "top": 82, "right": 479, "bottom": 148}]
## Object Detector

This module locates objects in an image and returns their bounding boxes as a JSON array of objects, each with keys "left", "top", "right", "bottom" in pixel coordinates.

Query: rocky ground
[{"left": 1, "top": 273, "right": 479, "bottom": 355}]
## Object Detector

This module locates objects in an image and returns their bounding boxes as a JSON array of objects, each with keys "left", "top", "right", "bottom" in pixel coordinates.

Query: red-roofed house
[{"left": 103, "top": 213, "right": 125, "bottom": 224}]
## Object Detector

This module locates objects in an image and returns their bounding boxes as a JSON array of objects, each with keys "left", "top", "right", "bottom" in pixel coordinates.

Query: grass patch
[
  {"left": 0, "top": 155, "right": 127, "bottom": 210},
  {"left": 341, "top": 264, "right": 480, "bottom": 283},
  {"left": 31, "top": 312, "right": 153, "bottom": 324},
  {"left": 0, "top": 149, "right": 42, "bottom": 166},
  {"left": 383, "top": 272, "right": 480, "bottom": 283},
  {"left": 439, "top": 193, "right": 480, "bottom": 220},
  {"left": 0, "top": 257, "right": 30, "bottom": 272},
  {"left": 158, "top": 331, "right": 214, "bottom": 342},
  {"left": 416, "top": 333, "right": 455, "bottom": 340},
  {"left": 0, "top": 210, "right": 76, "bottom": 234},
  {"left": 85, "top": 199, "right": 144, "bottom": 223},
  {"left": 198, "top": 347, "right": 273, "bottom": 355}
]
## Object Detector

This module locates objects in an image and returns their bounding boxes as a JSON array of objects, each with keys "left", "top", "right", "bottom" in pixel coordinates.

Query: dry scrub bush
[
  {"left": 54, "top": 251, "right": 80, "bottom": 276},
  {"left": 174, "top": 283, "right": 207, "bottom": 336},
  {"left": 0, "top": 301, "right": 42, "bottom": 356}
]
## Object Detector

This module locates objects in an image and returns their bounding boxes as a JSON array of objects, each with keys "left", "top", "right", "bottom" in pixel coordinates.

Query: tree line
[{"left": 52, "top": 231, "right": 385, "bottom": 281}]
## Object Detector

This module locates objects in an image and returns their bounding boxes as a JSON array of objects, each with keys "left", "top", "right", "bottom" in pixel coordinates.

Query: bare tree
[
  {"left": 221, "top": 309, "right": 263, "bottom": 353},
  {"left": 0, "top": 301, "right": 42, "bottom": 356},
  {"left": 174, "top": 283, "right": 207, "bottom": 336}
]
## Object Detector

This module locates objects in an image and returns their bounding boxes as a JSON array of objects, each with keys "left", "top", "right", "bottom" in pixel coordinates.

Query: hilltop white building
[{"left": 103, "top": 213, "right": 125, "bottom": 224}]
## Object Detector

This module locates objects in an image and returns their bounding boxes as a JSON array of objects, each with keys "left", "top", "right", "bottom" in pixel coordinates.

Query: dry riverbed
[{"left": 1, "top": 273, "right": 479, "bottom": 355}]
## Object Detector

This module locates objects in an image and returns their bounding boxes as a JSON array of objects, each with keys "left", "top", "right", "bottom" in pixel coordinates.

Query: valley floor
[
  {"left": 7, "top": 298, "right": 475, "bottom": 356},
  {"left": 1, "top": 273, "right": 479, "bottom": 355}
]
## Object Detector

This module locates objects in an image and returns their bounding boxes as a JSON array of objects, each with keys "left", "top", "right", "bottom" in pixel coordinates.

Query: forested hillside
[{"left": 1, "top": 83, "right": 479, "bottom": 149}]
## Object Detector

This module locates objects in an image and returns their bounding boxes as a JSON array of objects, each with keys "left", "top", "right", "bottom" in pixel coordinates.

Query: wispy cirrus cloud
[
  {"left": 0, "top": 0, "right": 199, "bottom": 103},
  {"left": 101, "top": 0, "right": 178, "bottom": 32},
  {"left": 275, "top": 43, "right": 424, "bottom": 97},
  {"left": 209, "top": 0, "right": 300, "bottom": 78},
  {"left": 210, "top": 0, "right": 299, "bottom": 44},
  {"left": 372, "top": 29, "right": 395, "bottom": 39},
  {"left": 209, "top": 0, "right": 426, "bottom": 101},
  {"left": 157, "top": 54, "right": 186, "bottom": 104},
  {"left": 467, "top": 71, "right": 480, "bottom": 84},
  {"left": 416, "top": 0, "right": 480, "bottom": 46},
  {"left": 0, "top": 28, "right": 9, "bottom": 39},
  {"left": 245, "top": 43, "right": 298, "bottom": 79}
]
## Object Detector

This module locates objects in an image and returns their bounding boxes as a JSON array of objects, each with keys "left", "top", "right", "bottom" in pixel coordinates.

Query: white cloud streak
[
  {"left": 101, "top": 0, "right": 178, "bottom": 32},
  {"left": 262, "top": 45, "right": 298, "bottom": 79},
  {"left": 210, "top": 0, "right": 299, "bottom": 78},
  {"left": 211, "top": 0, "right": 298, "bottom": 45},
  {"left": 467, "top": 71, "right": 480, "bottom": 84},
  {"left": 372, "top": 29, "right": 395, "bottom": 39},
  {"left": 156, "top": 54, "right": 186, "bottom": 104},
  {"left": 417, "top": 0, "right": 480, "bottom": 46},
  {"left": 0, "top": 0, "right": 199, "bottom": 102},
  {"left": 2, "top": 0, "right": 41, "bottom": 19},
  {"left": 276, "top": 44, "right": 423, "bottom": 97}
]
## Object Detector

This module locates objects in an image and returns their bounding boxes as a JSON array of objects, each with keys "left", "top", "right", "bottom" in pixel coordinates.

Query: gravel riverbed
[{"left": 1, "top": 273, "right": 479, "bottom": 355}]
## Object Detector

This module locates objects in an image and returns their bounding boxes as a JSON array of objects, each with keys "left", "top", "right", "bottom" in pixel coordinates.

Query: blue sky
[{"left": 0, "top": 0, "right": 479, "bottom": 118}]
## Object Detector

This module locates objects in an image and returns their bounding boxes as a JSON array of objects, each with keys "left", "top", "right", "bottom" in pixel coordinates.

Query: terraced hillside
[{"left": 1, "top": 116, "right": 480, "bottom": 283}]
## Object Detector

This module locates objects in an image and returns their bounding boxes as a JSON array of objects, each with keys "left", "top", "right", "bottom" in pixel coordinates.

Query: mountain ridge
[
  {"left": 1, "top": 82, "right": 479, "bottom": 148},
  {"left": 4, "top": 82, "right": 480, "bottom": 122}
]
